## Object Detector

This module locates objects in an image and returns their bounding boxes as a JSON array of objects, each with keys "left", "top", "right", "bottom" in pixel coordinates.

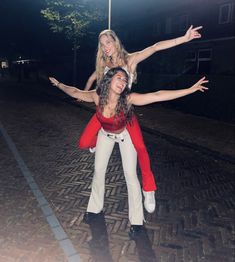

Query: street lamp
[{"left": 108, "top": 0, "right": 112, "bottom": 29}]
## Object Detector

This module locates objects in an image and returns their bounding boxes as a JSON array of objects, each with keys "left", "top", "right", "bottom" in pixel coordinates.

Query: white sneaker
[
  {"left": 89, "top": 147, "right": 96, "bottom": 153},
  {"left": 142, "top": 190, "right": 155, "bottom": 213}
]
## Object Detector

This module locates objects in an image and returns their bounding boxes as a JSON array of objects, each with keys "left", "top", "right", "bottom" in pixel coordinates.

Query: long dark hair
[{"left": 97, "top": 67, "right": 134, "bottom": 123}]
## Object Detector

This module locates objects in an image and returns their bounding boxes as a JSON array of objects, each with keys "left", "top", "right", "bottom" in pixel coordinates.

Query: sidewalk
[
  {"left": 135, "top": 104, "right": 235, "bottom": 161},
  {"left": 69, "top": 101, "right": 235, "bottom": 163}
]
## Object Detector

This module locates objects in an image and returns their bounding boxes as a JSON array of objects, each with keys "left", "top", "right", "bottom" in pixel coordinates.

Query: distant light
[
  {"left": 1, "top": 61, "right": 8, "bottom": 68},
  {"left": 12, "top": 59, "right": 37, "bottom": 65}
]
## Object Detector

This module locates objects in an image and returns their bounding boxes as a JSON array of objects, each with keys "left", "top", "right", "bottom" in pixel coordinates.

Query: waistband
[{"left": 101, "top": 128, "right": 128, "bottom": 142}]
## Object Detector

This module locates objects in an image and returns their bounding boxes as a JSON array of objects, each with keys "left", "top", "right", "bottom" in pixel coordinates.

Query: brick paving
[
  {"left": 0, "top": 81, "right": 234, "bottom": 262},
  {"left": 0, "top": 132, "right": 66, "bottom": 262}
]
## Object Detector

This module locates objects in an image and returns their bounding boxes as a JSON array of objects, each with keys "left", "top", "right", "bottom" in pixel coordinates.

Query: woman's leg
[
  {"left": 78, "top": 114, "right": 101, "bottom": 149},
  {"left": 126, "top": 115, "right": 157, "bottom": 191},
  {"left": 86, "top": 129, "right": 115, "bottom": 213},
  {"left": 119, "top": 130, "right": 144, "bottom": 226}
]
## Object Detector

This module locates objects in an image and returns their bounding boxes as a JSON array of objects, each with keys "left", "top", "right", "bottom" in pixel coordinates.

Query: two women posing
[
  {"left": 50, "top": 69, "right": 208, "bottom": 235},
  {"left": 79, "top": 26, "right": 202, "bottom": 213},
  {"left": 49, "top": 26, "right": 206, "bottom": 235}
]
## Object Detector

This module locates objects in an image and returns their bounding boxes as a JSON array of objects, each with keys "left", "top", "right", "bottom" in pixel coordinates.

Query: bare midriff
[{"left": 105, "top": 127, "right": 125, "bottom": 134}]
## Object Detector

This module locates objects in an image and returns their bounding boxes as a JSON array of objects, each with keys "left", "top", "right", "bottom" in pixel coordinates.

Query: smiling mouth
[{"left": 117, "top": 86, "right": 124, "bottom": 91}]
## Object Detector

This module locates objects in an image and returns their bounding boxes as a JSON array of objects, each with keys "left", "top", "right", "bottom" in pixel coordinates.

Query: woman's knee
[
  {"left": 125, "top": 173, "right": 140, "bottom": 186},
  {"left": 134, "top": 142, "right": 147, "bottom": 153}
]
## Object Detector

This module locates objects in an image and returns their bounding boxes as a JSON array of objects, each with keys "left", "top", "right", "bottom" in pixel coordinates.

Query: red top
[{"left": 96, "top": 107, "right": 126, "bottom": 132}]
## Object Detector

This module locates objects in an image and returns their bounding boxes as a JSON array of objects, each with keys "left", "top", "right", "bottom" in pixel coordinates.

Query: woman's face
[
  {"left": 99, "top": 34, "right": 116, "bottom": 57},
  {"left": 110, "top": 71, "right": 128, "bottom": 95}
]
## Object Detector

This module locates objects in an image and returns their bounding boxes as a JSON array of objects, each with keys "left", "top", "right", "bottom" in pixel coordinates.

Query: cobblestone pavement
[
  {"left": 0, "top": 137, "right": 66, "bottom": 262},
  {"left": 0, "top": 82, "right": 234, "bottom": 262}
]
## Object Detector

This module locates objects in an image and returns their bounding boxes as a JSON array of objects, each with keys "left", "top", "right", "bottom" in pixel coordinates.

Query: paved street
[{"left": 0, "top": 81, "right": 234, "bottom": 262}]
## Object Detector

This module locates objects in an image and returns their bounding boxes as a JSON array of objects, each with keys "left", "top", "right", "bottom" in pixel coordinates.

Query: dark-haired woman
[{"left": 49, "top": 67, "right": 208, "bottom": 233}]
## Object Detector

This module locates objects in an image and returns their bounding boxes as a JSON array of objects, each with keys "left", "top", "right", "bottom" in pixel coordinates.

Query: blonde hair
[{"left": 96, "top": 30, "right": 137, "bottom": 85}]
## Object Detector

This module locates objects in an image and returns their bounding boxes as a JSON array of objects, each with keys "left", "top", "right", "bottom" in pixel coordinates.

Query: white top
[{"left": 104, "top": 66, "right": 134, "bottom": 89}]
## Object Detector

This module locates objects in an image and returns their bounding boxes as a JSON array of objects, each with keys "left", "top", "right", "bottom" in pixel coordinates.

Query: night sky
[
  {"left": 0, "top": 0, "right": 162, "bottom": 60},
  {"left": 0, "top": 0, "right": 72, "bottom": 60}
]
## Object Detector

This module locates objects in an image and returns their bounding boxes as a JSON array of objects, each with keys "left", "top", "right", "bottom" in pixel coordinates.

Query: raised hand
[
  {"left": 184, "top": 25, "right": 202, "bottom": 42},
  {"left": 190, "top": 77, "right": 209, "bottom": 93},
  {"left": 49, "top": 77, "right": 59, "bottom": 87}
]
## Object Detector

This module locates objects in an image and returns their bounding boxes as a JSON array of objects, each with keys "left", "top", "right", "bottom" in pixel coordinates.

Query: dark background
[{"left": 0, "top": 0, "right": 234, "bottom": 122}]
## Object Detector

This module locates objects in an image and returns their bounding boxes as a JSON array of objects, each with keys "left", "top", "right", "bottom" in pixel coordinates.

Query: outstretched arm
[
  {"left": 84, "top": 71, "right": 97, "bottom": 91},
  {"left": 129, "top": 25, "right": 202, "bottom": 66},
  {"left": 129, "top": 77, "right": 208, "bottom": 106},
  {"left": 49, "top": 77, "right": 98, "bottom": 103}
]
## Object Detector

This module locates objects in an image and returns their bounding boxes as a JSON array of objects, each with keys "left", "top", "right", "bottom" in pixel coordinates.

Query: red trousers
[{"left": 78, "top": 114, "right": 157, "bottom": 191}]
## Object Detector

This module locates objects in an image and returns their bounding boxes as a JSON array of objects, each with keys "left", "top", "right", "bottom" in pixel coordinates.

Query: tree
[{"left": 41, "top": 0, "right": 104, "bottom": 84}]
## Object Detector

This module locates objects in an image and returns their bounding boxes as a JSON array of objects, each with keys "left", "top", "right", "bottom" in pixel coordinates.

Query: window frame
[{"left": 219, "top": 3, "right": 234, "bottom": 24}]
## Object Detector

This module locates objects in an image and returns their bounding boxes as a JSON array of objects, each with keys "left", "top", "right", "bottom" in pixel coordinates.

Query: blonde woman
[{"left": 78, "top": 27, "right": 202, "bottom": 214}]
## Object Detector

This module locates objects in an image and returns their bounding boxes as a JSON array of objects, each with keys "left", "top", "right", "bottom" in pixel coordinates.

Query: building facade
[{"left": 111, "top": 0, "right": 235, "bottom": 122}]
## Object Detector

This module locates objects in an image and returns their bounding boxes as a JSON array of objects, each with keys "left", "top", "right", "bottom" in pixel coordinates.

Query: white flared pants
[{"left": 87, "top": 128, "right": 144, "bottom": 225}]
